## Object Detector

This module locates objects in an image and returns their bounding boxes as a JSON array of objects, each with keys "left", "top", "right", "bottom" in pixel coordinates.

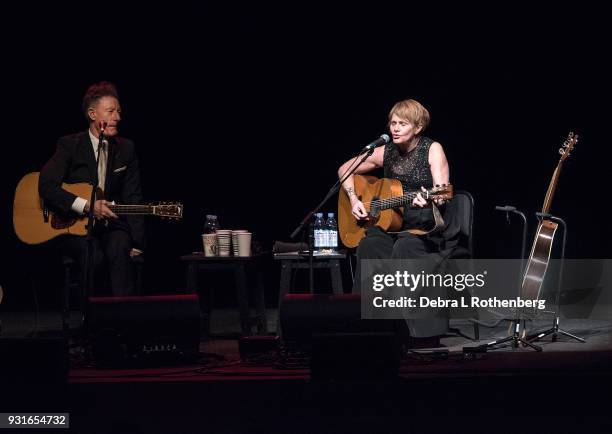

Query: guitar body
[
  {"left": 521, "top": 219, "right": 558, "bottom": 301},
  {"left": 13, "top": 172, "right": 93, "bottom": 244},
  {"left": 338, "top": 175, "right": 404, "bottom": 248}
]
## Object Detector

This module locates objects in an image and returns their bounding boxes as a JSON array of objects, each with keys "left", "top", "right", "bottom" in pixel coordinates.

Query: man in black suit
[{"left": 39, "top": 81, "right": 144, "bottom": 295}]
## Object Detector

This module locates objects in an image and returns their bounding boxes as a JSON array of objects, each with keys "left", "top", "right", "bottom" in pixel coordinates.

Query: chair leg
[
  {"left": 132, "top": 256, "right": 144, "bottom": 295},
  {"left": 62, "top": 263, "right": 72, "bottom": 333}
]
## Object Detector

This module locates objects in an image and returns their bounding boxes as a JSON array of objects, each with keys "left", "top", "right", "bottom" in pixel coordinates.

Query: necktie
[{"left": 98, "top": 140, "right": 108, "bottom": 191}]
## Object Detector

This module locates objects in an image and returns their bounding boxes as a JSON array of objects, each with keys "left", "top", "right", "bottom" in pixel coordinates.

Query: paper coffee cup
[
  {"left": 236, "top": 232, "right": 252, "bottom": 257},
  {"left": 202, "top": 233, "right": 218, "bottom": 257}
]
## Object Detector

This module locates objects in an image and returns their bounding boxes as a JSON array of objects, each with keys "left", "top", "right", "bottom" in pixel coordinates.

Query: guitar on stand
[
  {"left": 523, "top": 132, "right": 585, "bottom": 344},
  {"left": 484, "top": 132, "right": 579, "bottom": 352},
  {"left": 521, "top": 132, "right": 578, "bottom": 305}
]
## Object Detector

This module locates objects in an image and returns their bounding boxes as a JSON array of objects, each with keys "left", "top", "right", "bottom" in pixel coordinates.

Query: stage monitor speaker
[
  {"left": 280, "top": 294, "right": 400, "bottom": 379},
  {"left": 87, "top": 294, "right": 201, "bottom": 366}
]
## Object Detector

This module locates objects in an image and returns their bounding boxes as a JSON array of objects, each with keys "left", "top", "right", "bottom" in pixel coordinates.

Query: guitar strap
[{"left": 389, "top": 202, "right": 445, "bottom": 236}]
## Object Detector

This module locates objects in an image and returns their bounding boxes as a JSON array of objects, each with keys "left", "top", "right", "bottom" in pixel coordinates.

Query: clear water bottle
[
  {"left": 204, "top": 214, "right": 220, "bottom": 234},
  {"left": 313, "top": 212, "right": 325, "bottom": 253},
  {"left": 327, "top": 212, "right": 338, "bottom": 252}
]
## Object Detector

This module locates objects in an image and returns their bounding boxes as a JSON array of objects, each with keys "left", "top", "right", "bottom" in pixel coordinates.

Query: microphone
[
  {"left": 99, "top": 121, "right": 108, "bottom": 148},
  {"left": 360, "top": 134, "right": 390, "bottom": 154}
]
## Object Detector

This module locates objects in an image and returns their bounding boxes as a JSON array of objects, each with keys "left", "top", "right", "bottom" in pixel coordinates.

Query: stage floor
[
  {"left": 3, "top": 310, "right": 612, "bottom": 433},
  {"left": 2, "top": 309, "right": 612, "bottom": 381}
]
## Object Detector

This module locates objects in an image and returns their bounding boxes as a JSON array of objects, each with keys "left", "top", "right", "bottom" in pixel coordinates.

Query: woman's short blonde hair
[{"left": 388, "top": 99, "right": 430, "bottom": 131}]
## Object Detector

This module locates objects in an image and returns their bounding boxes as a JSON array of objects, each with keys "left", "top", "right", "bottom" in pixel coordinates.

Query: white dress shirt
[{"left": 70, "top": 129, "right": 108, "bottom": 214}]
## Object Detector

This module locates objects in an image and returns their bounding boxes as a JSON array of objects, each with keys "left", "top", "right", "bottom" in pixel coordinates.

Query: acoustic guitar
[
  {"left": 337, "top": 174, "right": 453, "bottom": 248},
  {"left": 13, "top": 172, "right": 183, "bottom": 245},
  {"left": 521, "top": 132, "right": 578, "bottom": 303}
]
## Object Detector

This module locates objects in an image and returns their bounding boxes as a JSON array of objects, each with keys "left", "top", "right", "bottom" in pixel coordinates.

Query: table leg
[
  {"left": 188, "top": 263, "right": 211, "bottom": 338},
  {"left": 186, "top": 263, "right": 197, "bottom": 294},
  {"left": 330, "top": 259, "right": 343, "bottom": 295},
  {"left": 255, "top": 271, "right": 267, "bottom": 334},
  {"left": 277, "top": 261, "right": 293, "bottom": 337},
  {"left": 235, "top": 264, "right": 251, "bottom": 335},
  {"left": 279, "top": 261, "right": 292, "bottom": 303}
]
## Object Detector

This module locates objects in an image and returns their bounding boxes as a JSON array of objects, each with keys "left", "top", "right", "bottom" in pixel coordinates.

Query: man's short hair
[{"left": 82, "top": 81, "right": 119, "bottom": 120}]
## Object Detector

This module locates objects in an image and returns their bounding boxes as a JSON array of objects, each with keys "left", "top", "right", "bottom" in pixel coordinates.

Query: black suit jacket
[{"left": 38, "top": 130, "right": 145, "bottom": 250}]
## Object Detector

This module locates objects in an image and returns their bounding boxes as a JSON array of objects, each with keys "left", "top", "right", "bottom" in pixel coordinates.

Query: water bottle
[
  {"left": 313, "top": 213, "right": 325, "bottom": 253},
  {"left": 204, "top": 214, "right": 220, "bottom": 234},
  {"left": 327, "top": 212, "right": 338, "bottom": 252},
  {"left": 320, "top": 213, "right": 330, "bottom": 252}
]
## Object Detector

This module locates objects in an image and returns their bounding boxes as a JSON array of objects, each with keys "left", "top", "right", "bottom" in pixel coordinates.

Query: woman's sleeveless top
[{"left": 383, "top": 136, "right": 459, "bottom": 247}]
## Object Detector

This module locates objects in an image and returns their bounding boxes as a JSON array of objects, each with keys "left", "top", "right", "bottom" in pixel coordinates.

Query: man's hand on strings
[{"left": 86, "top": 199, "right": 118, "bottom": 219}]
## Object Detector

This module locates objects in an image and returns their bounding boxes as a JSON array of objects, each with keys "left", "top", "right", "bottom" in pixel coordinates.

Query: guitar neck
[
  {"left": 375, "top": 191, "right": 424, "bottom": 210},
  {"left": 542, "top": 163, "right": 563, "bottom": 214},
  {"left": 108, "top": 204, "right": 154, "bottom": 215}
]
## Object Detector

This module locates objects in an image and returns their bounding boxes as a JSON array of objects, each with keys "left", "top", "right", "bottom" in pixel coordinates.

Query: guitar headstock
[
  {"left": 559, "top": 131, "right": 578, "bottom": 161},
  {"left": 152, "top": 202, "right": 183, "bottom": 219},
  {"left": 429, "top": 184, "right": 454, "bottom": 201}
]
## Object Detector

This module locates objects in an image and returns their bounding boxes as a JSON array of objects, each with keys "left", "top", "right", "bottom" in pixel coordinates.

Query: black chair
[
  {"left": 450, "top": 190, "right": 475, "bottom": 259},
  {"left": 447, "top": 190, "right": 479, "bottom": 340},
  {"left": 345, "top": 192, "right": 479, "bottom": 341}
]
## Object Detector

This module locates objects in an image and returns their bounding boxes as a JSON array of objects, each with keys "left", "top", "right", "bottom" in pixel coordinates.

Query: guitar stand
[
  {"left": 527, "top": 315, "right": 585, "bottom": 344},
  {"left": 482, "top": 318, "right": 542, "bottom": 352},
  {"left": 526, "top": 213, "right": 585, "bottom": 344}
]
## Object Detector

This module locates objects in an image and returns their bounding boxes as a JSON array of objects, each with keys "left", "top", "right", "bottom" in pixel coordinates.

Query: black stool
[
  {"left": 274, "top": 251, "right": 347, "bottom": 305},
  {"left": 180, "top": 253, "right": 268, "bottom": 337}
]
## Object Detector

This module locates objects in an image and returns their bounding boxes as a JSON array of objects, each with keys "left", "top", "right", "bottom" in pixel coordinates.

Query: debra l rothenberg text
[{"left": 372, "top": 296, "right": 546, "bottom": 310}]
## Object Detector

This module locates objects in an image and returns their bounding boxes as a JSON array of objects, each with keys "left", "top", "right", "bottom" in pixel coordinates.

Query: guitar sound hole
[{"left": 51, "top": 214, "right": 76, "bottom": 230}]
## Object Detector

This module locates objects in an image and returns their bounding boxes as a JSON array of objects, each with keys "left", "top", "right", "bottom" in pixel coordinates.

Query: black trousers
[
  {"left": 61, "top": 227, "right": 135, "bottom": 296},
  {"left": 354, "top": 226, "right": 451, "bottom": 338}
]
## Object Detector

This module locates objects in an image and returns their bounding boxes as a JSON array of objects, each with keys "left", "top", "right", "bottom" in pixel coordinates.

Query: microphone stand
[
  {"left": 81, "top": 128, "right": 105, "bottom": 326},
  {"left": 289, "top": 147, "right": 376, "bottom": 294}
]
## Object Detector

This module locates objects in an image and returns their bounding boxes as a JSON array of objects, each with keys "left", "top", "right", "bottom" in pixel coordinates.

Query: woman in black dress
[{"left": 338, "top": 99, "right": 460, "bottom": 339}]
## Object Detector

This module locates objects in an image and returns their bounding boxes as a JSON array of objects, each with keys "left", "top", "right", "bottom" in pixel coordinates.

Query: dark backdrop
[{"left": 2, "top": 4, "right": 609, "bottom": 309}]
